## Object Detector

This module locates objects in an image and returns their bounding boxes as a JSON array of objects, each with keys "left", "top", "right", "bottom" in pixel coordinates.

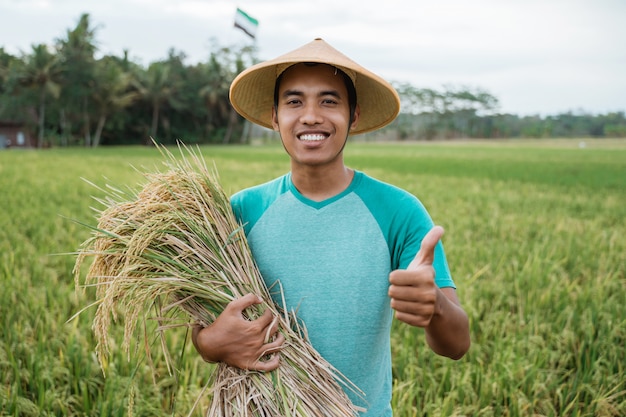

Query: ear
[
  {"left": 271, "top": 106, "right": 280, "bottom": 131},
  {"left": 349, "top": 104, "right": 360, "bottom": 131}
]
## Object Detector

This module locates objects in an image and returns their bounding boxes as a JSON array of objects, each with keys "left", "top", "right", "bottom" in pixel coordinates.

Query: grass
[{"left": 1, "top": 138, "right": 624, "bottom": 416}]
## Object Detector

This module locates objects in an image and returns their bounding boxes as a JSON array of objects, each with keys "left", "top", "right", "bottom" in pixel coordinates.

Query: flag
[{"left": 234, "top": 8, "right": 259, "bottom": 39}]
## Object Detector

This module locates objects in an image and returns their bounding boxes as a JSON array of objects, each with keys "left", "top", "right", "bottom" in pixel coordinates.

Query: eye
[
  {"left": 285, "top": 97, "right": 302, "bottom": 105},
  {"left": 321, "top": 97, "right": 339, "bottom": 105}
]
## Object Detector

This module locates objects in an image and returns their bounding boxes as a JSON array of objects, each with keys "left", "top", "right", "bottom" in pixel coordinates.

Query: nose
[{"left": 299, "top": 104, "right": 323, "bottom": 125}]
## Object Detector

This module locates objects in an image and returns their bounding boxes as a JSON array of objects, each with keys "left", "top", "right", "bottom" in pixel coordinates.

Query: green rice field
[{"left": 1, "top": 139, "right": 624, "bottom": 416}]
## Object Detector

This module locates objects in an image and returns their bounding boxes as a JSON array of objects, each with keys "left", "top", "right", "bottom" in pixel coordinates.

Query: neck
[{"left": 290, "top": 162, "right": 354, "bottom": 202}]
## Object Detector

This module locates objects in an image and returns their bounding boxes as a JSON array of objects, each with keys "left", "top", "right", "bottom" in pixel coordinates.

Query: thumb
[{"left": 407, "top": 225, "right": 445, "bottom": 270}]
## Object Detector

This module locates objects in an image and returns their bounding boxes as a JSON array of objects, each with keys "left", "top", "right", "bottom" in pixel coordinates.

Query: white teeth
[{"left": 299, "top": 134, "right": 326, "bottom": 141}]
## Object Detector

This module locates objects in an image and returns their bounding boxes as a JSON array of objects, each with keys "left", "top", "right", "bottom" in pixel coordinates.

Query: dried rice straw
[{"left": 72, "top": 142, "right": 364, "bottom": 416}]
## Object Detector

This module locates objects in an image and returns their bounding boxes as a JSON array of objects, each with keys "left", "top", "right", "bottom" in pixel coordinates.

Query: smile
[{"left": 298, "top": 134, "right": 327, "bottom": 141}]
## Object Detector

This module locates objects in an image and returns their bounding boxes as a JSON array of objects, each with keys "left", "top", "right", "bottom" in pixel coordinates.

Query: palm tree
[
  {"left": 0, "top": 48, "right": 21, "bottom": 121},
  {"left": 56, "top": 13, "right": 97, "bottom": 146},
  {"left": 133, "top": 62, "right": 182, "bottom": 144},
  {"left": 17, "top": 44, "right": 62, "bottom": 148},
  {"left": 198, "top": 55, "right": 231, "bottom": 142},
  {"left": 89, "top": 56, "right": 138, "bottom": 147},
  {"left": 200, "top": 42, "right": 257, "bottom": 144},
  {"left": 0, "top": 48, "right": 15, "bottom": 92}
]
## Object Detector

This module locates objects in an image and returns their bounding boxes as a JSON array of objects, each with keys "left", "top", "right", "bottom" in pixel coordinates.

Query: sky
[{"left": 1, "top": 0, "right": 625, "bottom": 116}]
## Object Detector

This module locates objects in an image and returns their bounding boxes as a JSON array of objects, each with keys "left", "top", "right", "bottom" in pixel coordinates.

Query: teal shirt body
[{"left": 231, "top": 171, "right": 454, "bottom": 416}]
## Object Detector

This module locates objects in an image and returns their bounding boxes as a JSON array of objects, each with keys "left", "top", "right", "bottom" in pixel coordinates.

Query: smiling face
[{"left": 272, "top": 63, "right": 359, "bottom": 170}]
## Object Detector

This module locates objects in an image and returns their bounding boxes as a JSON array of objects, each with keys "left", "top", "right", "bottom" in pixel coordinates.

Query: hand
[
  {"left": 192, "top": 293, "right": 285, "bottom": 371},
  {"left": 388, "top": 226, "right": 444, "bottom": 328}
]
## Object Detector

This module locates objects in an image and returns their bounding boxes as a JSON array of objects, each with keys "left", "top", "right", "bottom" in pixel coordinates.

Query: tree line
[
  {"left": 1, "top": 13, "right": 624, "bottom": 148},
  {"left": 392, "top": 83, "right": 626, "bottom": 140}
]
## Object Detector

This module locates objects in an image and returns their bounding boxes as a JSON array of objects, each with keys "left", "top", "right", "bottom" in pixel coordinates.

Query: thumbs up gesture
[{"left": 388, "top": 226, "right": 444, "bottom": 328}]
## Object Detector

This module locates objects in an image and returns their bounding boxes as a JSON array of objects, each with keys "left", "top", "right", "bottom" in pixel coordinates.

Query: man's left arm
[{"left": 388, "top": 226, "right": 470, "bottom": 360}]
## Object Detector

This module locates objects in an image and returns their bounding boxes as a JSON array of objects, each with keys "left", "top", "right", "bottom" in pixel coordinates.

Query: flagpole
[{"left": 233, "top": 7, "right": 259, "bottom": 143}]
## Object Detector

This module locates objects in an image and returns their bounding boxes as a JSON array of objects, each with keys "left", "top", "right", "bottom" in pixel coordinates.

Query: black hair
[{"left": 273, "top": 63, "right": 357, "bottom": 124}]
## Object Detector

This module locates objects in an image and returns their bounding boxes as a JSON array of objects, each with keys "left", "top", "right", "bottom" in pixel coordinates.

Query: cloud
[{"left": 1, "top": 0, "right": 624, "bottom": 115}]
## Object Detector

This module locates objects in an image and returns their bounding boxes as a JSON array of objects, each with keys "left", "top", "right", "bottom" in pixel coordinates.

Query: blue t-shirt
[{"left": 231, "top": 171, "right": 454, "bottom": 416}]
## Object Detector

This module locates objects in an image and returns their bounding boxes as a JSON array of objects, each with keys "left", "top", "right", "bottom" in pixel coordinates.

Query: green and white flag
[{"left": 234, "top": 8, "right": 259, "bottom": 39}]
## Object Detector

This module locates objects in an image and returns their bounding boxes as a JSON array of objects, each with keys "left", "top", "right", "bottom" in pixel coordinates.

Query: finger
[
  {"left": 388, "top": 274, "right": 418, "bottom": 296},
  {"left": 408, "top": 225, "right": 444, "bottom": 270},
  {"left": 252, "top": 353, "right": 281, "bottom": 372},
  {"left": 389, "top": 267, "right": 432, "bottom": 288},
  {"left": 254, "top": 334, "right": 285, "bottom": 371},
  {"left": 262, "top": 332, "right": 285, "bottom": 353},
  {"left": 263, "top": 315, "right": 279, "bottom": 343},
  {"left": 390, "top": 296, "right": 436, "bottom": 315},
  {"left": 229, "top": 293, "right": 264, "bottom": 315},
  {"left": 394, "top": 310, "right": 431, "bottom": 328},
  {"left": 255, "top": 307, "right": 277, "bottom": 330}
]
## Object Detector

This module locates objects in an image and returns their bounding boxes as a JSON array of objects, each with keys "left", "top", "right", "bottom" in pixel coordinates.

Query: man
[{"left": 193, "top": 38, "right": 470, "bottom": 416}]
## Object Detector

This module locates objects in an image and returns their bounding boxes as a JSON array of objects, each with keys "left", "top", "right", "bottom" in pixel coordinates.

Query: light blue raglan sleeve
[
  {"left": 230, "top": 174, "right": 290, "bottom": 236},
  {"left": 355, "top": 174, "right": 455, "bottom": 288}
]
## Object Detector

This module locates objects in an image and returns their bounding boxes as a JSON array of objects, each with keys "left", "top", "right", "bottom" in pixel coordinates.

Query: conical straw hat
[{"left": 229, "top": 38, "right": 400, "bottom": 135}]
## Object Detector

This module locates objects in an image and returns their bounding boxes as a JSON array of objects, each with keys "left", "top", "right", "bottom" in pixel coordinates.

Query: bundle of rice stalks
[{"left": 73, "top": 143, "right": 363, "bottom": 416}]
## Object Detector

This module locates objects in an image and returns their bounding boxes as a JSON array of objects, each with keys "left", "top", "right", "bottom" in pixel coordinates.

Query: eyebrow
[{"left": 281, "top": 89, "right": 343, "bottom": 99}]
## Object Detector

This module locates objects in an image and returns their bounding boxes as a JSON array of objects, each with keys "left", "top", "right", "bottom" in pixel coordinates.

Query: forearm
[{"left": 425, "top": 287, "right": 470, "bottom": 360}]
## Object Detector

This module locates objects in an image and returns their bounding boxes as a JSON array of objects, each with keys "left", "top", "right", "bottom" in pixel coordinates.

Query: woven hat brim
[{"left": 229, "top": 38, "right": 400, "bottom": 135}]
